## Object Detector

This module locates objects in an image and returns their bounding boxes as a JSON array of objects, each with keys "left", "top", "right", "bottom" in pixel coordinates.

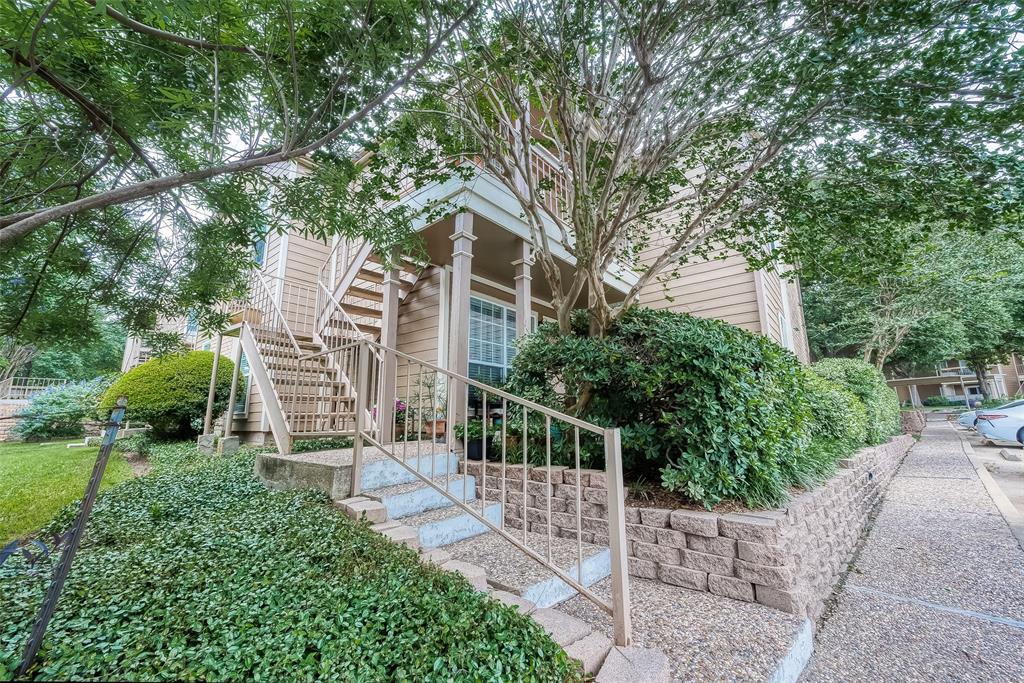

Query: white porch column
[
  {"left": 447, "top": 213, "right": 475, "bottom": 427},
  {"left": 379, "top": 250, "right": 402, "bottom": 443},
  {"left": 203, "top": 333, "right": 224, "bottom": 435},
  {"left": 512, "top": 240, "right": 533, "bottom": 338}
]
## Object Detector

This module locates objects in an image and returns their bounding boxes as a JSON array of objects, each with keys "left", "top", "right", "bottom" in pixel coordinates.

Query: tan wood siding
[
  {"left": 637, "top": 249, "right": 761, "bottom": 331},
  {"left": 787, "top": 276, "right": 811, "bottom": 363},
  {"left": 261, "top": 231, "right": 285, "bottom": 279},
  {"left": 396, "top": 267, "right": 444, "bottom": 403},
  {"left": 469, "top": 279, "right": 557, "bottom": 321},
  {"left": 283, "top": 232, "right": 332, "bottom": 287}
]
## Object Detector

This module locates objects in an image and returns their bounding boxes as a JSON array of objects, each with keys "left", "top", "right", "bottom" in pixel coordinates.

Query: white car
[
  {"left": 960, "top": 399, "right": 1024, "bottom": 429},
  {"left": 976, "top": 402, "right": 1024, "bottom": 444}
]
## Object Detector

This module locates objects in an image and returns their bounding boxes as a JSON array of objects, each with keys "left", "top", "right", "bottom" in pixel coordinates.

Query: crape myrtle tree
[
  {"left": 0, "top": 0, "right": 479, "bottom": 347},
  {"left": 432, "top": 0, "right": 1022, "bottom": 342},
  {"left": 800, "top": 228, "right": 1024, "bottom": 375}
]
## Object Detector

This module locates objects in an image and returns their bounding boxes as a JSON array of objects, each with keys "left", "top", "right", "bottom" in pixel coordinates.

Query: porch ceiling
[{"left": 417, "top": 213, "right": 626, "bottom": 305}]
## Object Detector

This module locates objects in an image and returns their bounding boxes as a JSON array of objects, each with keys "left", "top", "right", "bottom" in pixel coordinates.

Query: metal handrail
[
  {"left": 361, "top": 430, "right": 618, "bottom": 612},
  {"left": 316, "top": 281, "right": 370, "bottom": 343},
  {"left": 302, "top": 338, "right": 605, "bottom": 436},
  {"left": 251, "top": 270, "right": 302, "bottom": 355},
  {"left": 312, "top": 338, "right": 631, "bottom": 645}
]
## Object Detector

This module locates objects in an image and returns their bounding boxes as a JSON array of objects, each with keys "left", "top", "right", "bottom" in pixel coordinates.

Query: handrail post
[
  {"left": 604, "top": 427, "right": 632, "bottom": 646},
  {"left": 351, "top": 342, "right": 370, "bottom": 497},
  {"left": 203, "top": 333, "right": 224, "bottom": 435}
]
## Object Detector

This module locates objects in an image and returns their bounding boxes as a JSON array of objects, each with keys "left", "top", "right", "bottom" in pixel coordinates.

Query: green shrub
[
  {"left": 14, "top": 377, "right": 113, "bottom": 440},
  {"left": 976, "top": 397, "right": 1013, "bottom": 409},
  {"left": 98, "top": 351, "right": 239, "bottom": 439},
  {"left": 803, "top": 370, "right": 869, "bottom": 462},
  {"left": 292, "top": 436, "right": 353, "bottom": 453},
  {"left": 811, "top": 358, "right": 900, "bottom": 444},
  {"left": 507, "top": 308, "right": 814, "bottom": 508},
  {"left": 0, "top": 443, "right": 579, "bottom": 681},
  {"left": 921, "top": 395, "right": 961, "bottom": 407}
]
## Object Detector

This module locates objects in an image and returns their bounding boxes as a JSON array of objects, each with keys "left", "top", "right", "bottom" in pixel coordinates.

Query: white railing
[
  {"left": 301, "top": 338, "right": 632, "bottom": 646},
  {"left": 0, "top": 377, "right": 67, "bottom": 400},
  {"left": 939, "top": 367, "right": 975, "bottom": 377},
  {"left": 528, "top": 145, "right": 571, "bottom": 219}
]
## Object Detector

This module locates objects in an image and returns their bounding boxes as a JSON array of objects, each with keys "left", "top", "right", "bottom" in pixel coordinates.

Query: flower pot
[{"left": 466, "top": 436, "right": 496, "bottom": 461}]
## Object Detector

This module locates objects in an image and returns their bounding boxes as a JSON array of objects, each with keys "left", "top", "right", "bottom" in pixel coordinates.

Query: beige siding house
[
  {"left": 122, "top": 158, "right": 810, "bottom": 448},
  {"left": 888, "top": 355, "right": 1024, "bottom": 407}
]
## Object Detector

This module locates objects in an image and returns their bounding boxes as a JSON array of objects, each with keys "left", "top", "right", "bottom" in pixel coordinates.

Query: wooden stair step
[
  {"left": 341, "top": 302, "right": 383, "bottom": 319},
  {"left": 365, "top": 252, "right": 424, "bottom": 274},
  {"left": 348, "top": 286, "right": 384, "bottom": 302}
]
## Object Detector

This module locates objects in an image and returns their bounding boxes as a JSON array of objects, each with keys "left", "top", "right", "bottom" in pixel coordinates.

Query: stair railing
[
  {"left": 301, "top": 338, "right": 633, "bottom": 647},
  {"left": 244, "top": 269, "right": 303, "bottom": 356},
  {"left": 315, "top": 238, "right": 374, "bottom": 335}
]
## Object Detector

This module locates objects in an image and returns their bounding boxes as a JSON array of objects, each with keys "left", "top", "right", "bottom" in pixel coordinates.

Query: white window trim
[
  {"left": 232, "top": 345, "right": 253, "bottom": 417},
  {"left": 467, "top": 295, "right": 517, "bottom": 383}
]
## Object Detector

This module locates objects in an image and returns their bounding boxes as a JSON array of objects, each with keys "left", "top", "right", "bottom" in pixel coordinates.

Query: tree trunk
[{"left": 971, "top": 360, "right": 991, "bottom": 401}]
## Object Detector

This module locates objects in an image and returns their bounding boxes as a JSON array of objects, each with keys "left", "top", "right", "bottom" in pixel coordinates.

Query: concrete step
[
  {"left": 438, "top": 559, "right": 488, "bottom": 590},
  {"left": 359, "top": 447, "right": 458, "bottom": 491},
  {"left": 444, "top": 528, "right": 612, "bottom": 608},
  {"left": 335, "top": 496, "right": 387, "bottom": 523},
  {"left": 402, "top": 502, "right": 503, "bottom": 548},
  {"left": 364, "top": 474, "right": 476, "bottom": 519},
  {"left": 595, "top": 646, "right": 671, "bottom": 683}
]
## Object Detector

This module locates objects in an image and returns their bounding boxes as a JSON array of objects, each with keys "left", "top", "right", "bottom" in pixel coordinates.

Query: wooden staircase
[
  {"left": 246, "top": 326, "right": 357, "bottom": 438},
  {"left": 237, "top": 239, "right": 424, "bottom": 453},
  {"left": 316, "top": 240, "right": 422, "bottom": 349}
]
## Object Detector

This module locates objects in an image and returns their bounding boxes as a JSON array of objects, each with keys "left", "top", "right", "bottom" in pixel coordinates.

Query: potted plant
[
  {"left": 394, "top": 399, "right": 407, "bottom": 439},
  {"left": 453, "top": 419, "right": 492, "bottom": 460}
]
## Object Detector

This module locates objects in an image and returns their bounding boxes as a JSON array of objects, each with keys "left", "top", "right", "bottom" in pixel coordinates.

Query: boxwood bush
[
  {"left": 506, "top": 308, "right": 817, "bottom": 508},
  {"left": 0, "top": 442, "right": 580, "bottom": 682},
  {"left": 13, "top": 377, "right": 112, "bottom": 440},
  {"left": 98, "top": 351, "right": 239, "bottom": 439},
  {"left": 811, "top": 358, "right": 900, "bottom": 445}
]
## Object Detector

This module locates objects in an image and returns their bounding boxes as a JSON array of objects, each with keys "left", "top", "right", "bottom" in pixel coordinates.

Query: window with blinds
[
  {"left": 468, "top": 297, "right": 517, "bottom": 386},
  {"left": 234, "top": 352, "right": 251, "bottom": 415}
]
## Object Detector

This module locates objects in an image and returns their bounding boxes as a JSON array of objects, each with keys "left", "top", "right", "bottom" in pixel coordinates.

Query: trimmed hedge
[
  {"left": 507, "top": 308, "right": 817, "bottom": 508},
  {"left": 0, "top": 442, "right": 579, "bottom": 681},
  {"left": 98, "top": 351, "right": 239, "bottom": 439},
  {"left": 811, "top": 358, "right": 900, "bottom": 445},
  {"left": 921, "top": 395, "right": 966, "bottom": 407},
  {"left": 803, "top": 370, "right": 869, "bottom": 461},
  {"left": 14, "top": 377, "right": 112, "bottom": 440}
]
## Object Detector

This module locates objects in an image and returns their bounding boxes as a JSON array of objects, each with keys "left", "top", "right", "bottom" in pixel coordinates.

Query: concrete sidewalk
[{"left": 803, "top": 421, "right": 1024, "bottom": 682}]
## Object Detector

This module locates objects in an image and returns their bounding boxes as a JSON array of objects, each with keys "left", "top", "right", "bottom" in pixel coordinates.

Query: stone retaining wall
[
  {"left": 464, "top": 434, "right": 914, "bottom": 621},
  {"left": 0, "top": 399, "right": 28, "bottom": 441},
  {"left": 900, "top": 410, "right": 926, "bottom": 436}
]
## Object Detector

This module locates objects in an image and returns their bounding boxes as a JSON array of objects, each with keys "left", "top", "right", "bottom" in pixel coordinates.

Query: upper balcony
[{"left": 393, "top": 148, "right": 639, "bottom": 301}]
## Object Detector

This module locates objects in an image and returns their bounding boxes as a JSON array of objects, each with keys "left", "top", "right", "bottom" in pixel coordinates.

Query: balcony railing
[
  {"left": 938, "top": 367, "right": 976, "bottom": 378},
  {"left": 0, "top": 377, "right": 68, "bottom": 400}
]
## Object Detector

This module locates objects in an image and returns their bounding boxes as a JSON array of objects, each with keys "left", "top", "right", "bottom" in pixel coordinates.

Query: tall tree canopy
[
  {"left": 800, "top": 227, "right": 1024, "bottom": 377},
  {"left": 0, "top": 0, "right": 476, "bottom": 345},
  {"left": 429, "top": 0, "right": 1022, "bottom": 336}
]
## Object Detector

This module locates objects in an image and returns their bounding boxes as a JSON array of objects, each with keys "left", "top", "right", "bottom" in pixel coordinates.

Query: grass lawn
[
  {"left": 0, "top": 441, "right": 578, "bottom": 681},
  {"left": 0, "top": 441, "right": 132, "bottom": 543}
]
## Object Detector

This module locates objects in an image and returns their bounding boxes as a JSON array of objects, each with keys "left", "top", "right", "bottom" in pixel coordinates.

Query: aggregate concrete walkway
[{"left": 803, "top": 421, "right": 1024, "bottom": 682}]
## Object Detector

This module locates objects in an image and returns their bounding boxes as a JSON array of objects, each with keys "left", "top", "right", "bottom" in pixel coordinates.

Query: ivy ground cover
[{"left": 1, "top": 442, "right": 579, "bottom": 681}]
